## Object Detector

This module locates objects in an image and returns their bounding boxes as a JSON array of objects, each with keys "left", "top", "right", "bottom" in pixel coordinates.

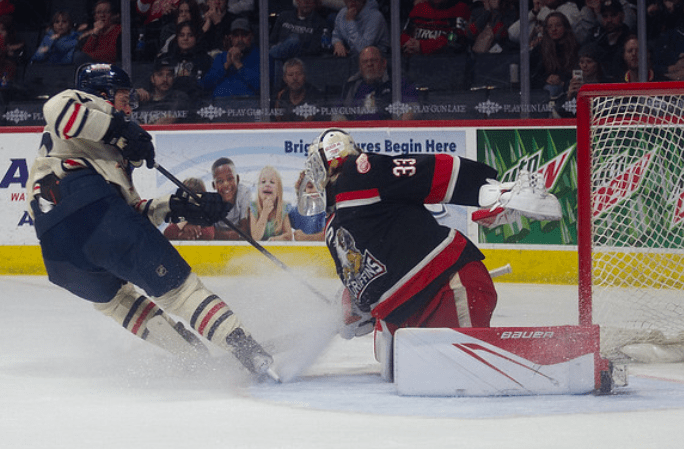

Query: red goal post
[{"left": 576, "top": 82, "right": 684, "bottom": 360}]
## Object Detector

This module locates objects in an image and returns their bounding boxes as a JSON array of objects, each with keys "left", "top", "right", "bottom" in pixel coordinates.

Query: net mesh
[{"left": 587, "top": 94, "right": 684, "bottom": 359}]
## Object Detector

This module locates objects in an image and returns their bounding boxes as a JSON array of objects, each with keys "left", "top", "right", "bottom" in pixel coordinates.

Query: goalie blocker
[{"left": 392, "top": 326, "right": 626, "bottom": 396}]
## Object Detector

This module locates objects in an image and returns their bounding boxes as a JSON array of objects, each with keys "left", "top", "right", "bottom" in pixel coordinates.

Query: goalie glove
[
  {"left": 339, "top": 288, "right": 375, "bottom": 340},
  {"left": 167, "top": 189, "right": 232, "bottom": 226},
  {"left": 103, "top": 111, "right": 155, "bottom": 169},
  {"left": 474, "top": 170, "right": 562, "bottom": 228}
]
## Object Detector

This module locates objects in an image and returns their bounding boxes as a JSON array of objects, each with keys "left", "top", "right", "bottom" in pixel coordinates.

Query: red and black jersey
[
  {"left": 325, "top": 153, "right": 497, "bottom": 325},
  {"left": 400, "top": 1, "right": 471, "bottom": 54}
]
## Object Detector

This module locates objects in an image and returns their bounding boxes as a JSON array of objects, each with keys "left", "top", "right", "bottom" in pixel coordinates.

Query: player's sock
[
  {"left": 155, "top": 273, "right": 273, "bottom": 375},
  {"left": 94, "top": 283, "right": 207, "bottom": 355}
]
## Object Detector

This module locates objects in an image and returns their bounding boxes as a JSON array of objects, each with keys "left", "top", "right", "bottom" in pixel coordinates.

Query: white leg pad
[
  {"left": 374, "top": 320, "right": 394, "bottom": 382},
  {"left": 155, "top": 273, "right": 242, "bottom": 352}
]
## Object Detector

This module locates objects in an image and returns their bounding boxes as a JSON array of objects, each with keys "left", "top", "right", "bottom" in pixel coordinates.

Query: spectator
[
  {"left": 619, "top": 35, "right": 659, "bottom": 82},
  {"left": 289, "top": 171, "right": 325, "bottom": 241},
  {"left": 336, "top": 45, "right": 418, "bottom": 120},
  {"left": 0, "top": 34, "right": 15, "bottom": 85},
  {"left": 133, "top": 57, "right": 192, "bottom": 124},
  {"left": 273, "top": 58, "right": 324, "bottom": 121},
  {"left": 199, "top": 17, "right": 259, "bottom": 98},
  {"left": 586, "top": 0, "right": 632, "bottom": 81},
  {"left": 158, "top": 21, "right": 213, "bottom": 99},
  {"left": 250, "top": 165, "right": 293, "bottom": 241},
  {"left": 201, "top": 0, "right": 237, "bottom": 54},
  {"left": 332, "top": 0, "right": 390, "bottom": 57},
  {"left": 212, "top": 157, "right": 251, "bottom": 240},
  {"left": 76, "top": 0, "right": 122, "bottom": 65},
  {"left": 566, "top": 43, "right": 607, "bottom": 101},
  {"left": 31, "top": 11, "right": 81, "bottom": 64},
  {"left": 646, "top": 0, "right": 684, "bottom": 40},
  {"left": 508, "top": 0, "right": 580, "bottom": 48},
  {"left": 651, "top": 1, "right": 684, "bottom": 81},
  {"left": 159, "top": 0, "right": 205, "bottom": 53},
  {"left": 530, "top": 11, "right": 579, "bottom": 99},
  {"left": 575, "top": 0, "right": 635, "bottom": 45},
  {"left": 400, "top": 0, "right": 471, "bottom": 55},
  {"left": 269, "top": 0, "right": 327, "bottom": 60},
  {"left": 464, "top": 0, "right": 516, "bottom": 53},
  {"left": 0, "top": 14, "right": 23, "bottom": 66},
  {"left": 163, "top": 178, "right": 216, "bottom": 240}
]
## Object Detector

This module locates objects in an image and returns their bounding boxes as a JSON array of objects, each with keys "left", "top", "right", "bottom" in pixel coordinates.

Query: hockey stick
[{"left": 154, "top": 163, "right": 333, "bottom": 305}]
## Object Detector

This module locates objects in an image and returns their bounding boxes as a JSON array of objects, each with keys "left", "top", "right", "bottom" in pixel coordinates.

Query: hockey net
[{"left": 576, "top": 82, "right": 684, "bottom": 362}]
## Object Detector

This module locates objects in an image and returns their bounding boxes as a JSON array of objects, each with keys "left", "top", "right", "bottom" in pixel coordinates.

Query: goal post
[{"left": 576, "top": 82, "right": 684, "bottom": 361}]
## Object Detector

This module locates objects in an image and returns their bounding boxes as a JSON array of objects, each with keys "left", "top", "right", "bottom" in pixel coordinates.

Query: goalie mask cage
[{"left": 576, "top": 82, "right": 684, "bottom": 360}]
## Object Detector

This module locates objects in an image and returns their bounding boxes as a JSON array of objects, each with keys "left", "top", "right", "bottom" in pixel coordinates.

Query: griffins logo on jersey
[{"left": 332, "top": 227, "right": 386, "bottom": 299}]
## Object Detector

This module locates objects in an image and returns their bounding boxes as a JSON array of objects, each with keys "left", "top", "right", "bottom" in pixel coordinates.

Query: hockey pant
[
  {"left": 383, "top": 259, "right": 497, "bottom": 333},
  {"left": 33, "top": 169, "right": 248, "bottom": 357}
]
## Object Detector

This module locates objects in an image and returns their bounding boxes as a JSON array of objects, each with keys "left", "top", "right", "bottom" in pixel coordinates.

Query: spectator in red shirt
[
  {"left": 400, "top": 0, "right": 470, "bottom": 55},
  {"left": 75, "top": 0, "right": 122, "bottom": 64}
]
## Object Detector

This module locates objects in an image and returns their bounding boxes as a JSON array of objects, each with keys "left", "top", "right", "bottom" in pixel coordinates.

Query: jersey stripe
[
  {"left": 62, "top": 102, "right": 82, "bottom": 140},
  {"left": 425, "top": 154, "right": 460, "bottom": 203},
  {"left": 69, "top": 108, "right": 89, "bottom": 139},
  {"left": 53, "top": 99, "right": 76, "bottom": 139},
  {"left": 336, "top": 188, "right": 381, "bottom": 209}
]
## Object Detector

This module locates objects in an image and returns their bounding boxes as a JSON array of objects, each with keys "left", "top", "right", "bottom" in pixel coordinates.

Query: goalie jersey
[{"left": 325, "top": 153, "right": 497, "bottom": 325}]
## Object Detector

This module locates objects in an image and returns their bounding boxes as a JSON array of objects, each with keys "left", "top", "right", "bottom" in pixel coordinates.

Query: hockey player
[
  {"left": 302, "top": 128, "right": 562, "bottom": 373},
  {"left": 26, "top": 63, "right": 274, "bottom": 378}
]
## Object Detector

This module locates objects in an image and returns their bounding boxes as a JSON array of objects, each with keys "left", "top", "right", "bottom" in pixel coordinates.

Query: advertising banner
[
  {"left": 1, "top": 132, "right": 42, "bottom": 245},
  {"left": 2, "top": 126, "right": 469, "bottom": 245},
  {"left": 477, "top": 128, "right": 578, "bottom": 245}
]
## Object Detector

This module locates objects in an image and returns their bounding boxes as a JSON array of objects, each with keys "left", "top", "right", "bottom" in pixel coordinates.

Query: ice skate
[
  {"left": 225, "top": 328, "right": 279, "bottom": 381},
  {"left": 474, "top": 170, "right": 562, "bottom": 227}
]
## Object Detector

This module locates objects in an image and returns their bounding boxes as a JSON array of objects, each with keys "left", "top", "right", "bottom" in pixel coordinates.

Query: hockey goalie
[{"left": 298, "top": 128, "right": 604, "bottom": 396}]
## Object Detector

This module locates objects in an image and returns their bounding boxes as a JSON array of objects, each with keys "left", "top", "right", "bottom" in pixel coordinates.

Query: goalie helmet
[
  {"left": 75, "top": 63, "right": 133, "bottom": 103},
  {"left": 305, "top": 128, "right": 361, "bottom": 192}
]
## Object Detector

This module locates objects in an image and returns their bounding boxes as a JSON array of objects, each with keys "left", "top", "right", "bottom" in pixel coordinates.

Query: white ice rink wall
[{"left": 0, "top": 121, "right": 579, "bottom": 282}]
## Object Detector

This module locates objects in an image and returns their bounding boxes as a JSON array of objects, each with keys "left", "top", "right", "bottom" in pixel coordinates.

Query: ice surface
[{"left": 1, "top": 275, "right": 683, "bottom": 449}]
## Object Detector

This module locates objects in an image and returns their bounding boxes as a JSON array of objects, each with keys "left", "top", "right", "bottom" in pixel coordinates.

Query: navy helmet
[{"left": 75, "top": 63, "right": 133, "bottom": 103}]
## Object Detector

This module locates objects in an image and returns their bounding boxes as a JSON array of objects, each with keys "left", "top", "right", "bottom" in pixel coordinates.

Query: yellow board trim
[{"left": 0, "top": 245, "right": 579, "bottom": 284}]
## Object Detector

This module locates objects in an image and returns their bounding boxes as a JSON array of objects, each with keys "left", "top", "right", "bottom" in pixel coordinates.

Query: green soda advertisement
[{"left": 477, "top": 129, "right": 578, "bottom": 245}]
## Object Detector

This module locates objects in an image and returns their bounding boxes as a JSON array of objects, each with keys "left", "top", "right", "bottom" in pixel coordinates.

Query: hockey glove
[
  {"left": 103, "top": 112, "right": 155, "bottom": 169},
  {"left": 167, "top": 189, "right": 232, "bottom": 226}
]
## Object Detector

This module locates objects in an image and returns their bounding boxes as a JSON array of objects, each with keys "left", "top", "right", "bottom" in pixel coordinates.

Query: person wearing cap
[
  {"left": 566, "top": 43, "right": 607, "bottom": 102},
  {"left": 586, "top": 0, "right": 632, "bottom": 80},
  {"left": 575, "top": 0, "right": 635, "bottom": 45},
  {"left": 199, "top": 17, "right": 260, "bottom": 98},
  {"left": 134, "top": 57, "right": 192, "bottom": 124}
]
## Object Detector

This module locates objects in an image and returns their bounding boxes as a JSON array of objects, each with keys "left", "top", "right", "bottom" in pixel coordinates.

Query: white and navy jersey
[
  {"left": 325, "top": 153, "right": 497, "bottom": 325},
  {"left": 26, "top": 89, "right": 169, "bottom": 225}
]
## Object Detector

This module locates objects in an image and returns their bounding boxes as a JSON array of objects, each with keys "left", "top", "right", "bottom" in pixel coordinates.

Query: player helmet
[
  {"left": 75, "top": 63, "right": 134, "bottom": 104},
  {"left": 305, "top": 128, "right": 361, "bottom": 192}
]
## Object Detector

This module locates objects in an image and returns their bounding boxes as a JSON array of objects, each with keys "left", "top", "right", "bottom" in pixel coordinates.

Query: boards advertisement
[{"left": 477, "top": 128, "right": 578, "bottom": 246}]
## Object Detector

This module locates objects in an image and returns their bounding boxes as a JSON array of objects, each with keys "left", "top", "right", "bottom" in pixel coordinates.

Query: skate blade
[{"left": 265, "top": 367, "right": 281, "bottom": 383}]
